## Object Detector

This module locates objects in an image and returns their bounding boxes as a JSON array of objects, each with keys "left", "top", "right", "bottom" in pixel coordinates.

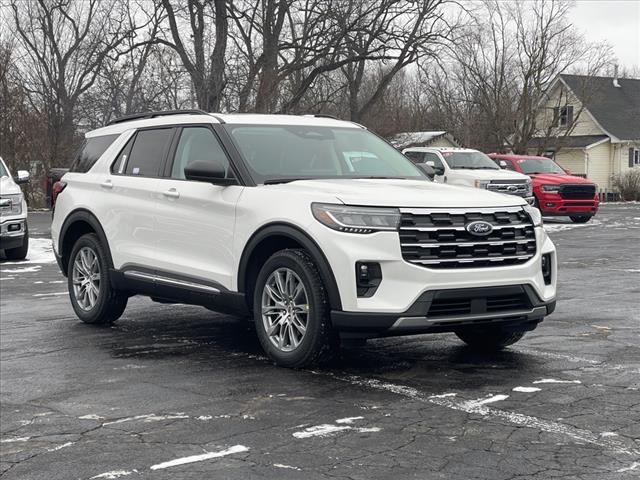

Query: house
[
  {"left": 390, "top": 131, "right": 461, "bottom": 149},
  {"left": 528, "top": 73, "right": 640, "bottom": 190}
]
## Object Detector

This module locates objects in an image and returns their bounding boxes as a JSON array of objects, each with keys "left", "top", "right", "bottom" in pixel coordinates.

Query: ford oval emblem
[{"left": 466, "top": 220, "right": 493, "bottom": 236}]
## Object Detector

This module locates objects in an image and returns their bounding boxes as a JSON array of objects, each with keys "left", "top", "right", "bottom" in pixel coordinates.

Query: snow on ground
[{"left": 1, "top": 237, "right": 55, "bottom": 265}]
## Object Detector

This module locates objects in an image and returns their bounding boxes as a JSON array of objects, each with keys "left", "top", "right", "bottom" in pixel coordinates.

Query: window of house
[
  {"left": 554, "top": 105, "right": 574, "bottom": 128},
  {"left": 630, "top": 148, "right": 640, "bottom": 167}
]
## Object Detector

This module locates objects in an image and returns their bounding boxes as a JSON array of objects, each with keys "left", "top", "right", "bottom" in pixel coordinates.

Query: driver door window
[
  {"left": 171, "top": 127, "right": 232, "bottom": 180},
  {"left": 423, "top": 153, "right": 445, "bottom": 174}
]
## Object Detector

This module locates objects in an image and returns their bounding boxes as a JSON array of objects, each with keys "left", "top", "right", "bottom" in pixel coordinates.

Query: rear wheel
[
  {"left": 455, "top": 327, "right": 525, "bottom": 351},
  {"left": 253, "top": 249, "right": 338, "bottom": 368},
  {"left": 4, "top": 228, "right": 29, "bottom": 260},
  {"left": 68, "top": 233, "right": 127, "bottom": 325},
  {"left": 569, "top": 215, "right": 591, "bottom": 223}
]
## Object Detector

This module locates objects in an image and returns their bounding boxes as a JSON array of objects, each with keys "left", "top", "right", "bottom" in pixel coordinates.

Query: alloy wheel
[
  {"left": 72, "top": 247, "right": 101, "bottom": 311},
  {"left": 261, "top": 267, "right": 309, "bottom": 352}
]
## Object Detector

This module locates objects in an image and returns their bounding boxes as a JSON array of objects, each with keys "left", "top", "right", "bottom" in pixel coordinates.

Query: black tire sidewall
[
  {"left": 253, "top": 250, "right": 328, "bottom": 367},
  {"left": 67, "top": 233, "right": 116, "bottom": 324}
]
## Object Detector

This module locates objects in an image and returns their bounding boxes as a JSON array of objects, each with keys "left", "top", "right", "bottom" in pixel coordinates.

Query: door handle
[
  {"left": 100, "top": 180, "right": 113, "bottom": 189},
  {"left": 163, "top": 188, "right": 180, "bottom": 199}
]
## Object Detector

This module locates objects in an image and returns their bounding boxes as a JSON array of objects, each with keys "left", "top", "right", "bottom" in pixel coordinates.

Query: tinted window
[
  {"left": 404, "top": 151, "right": 424, "bottom": 163},
  {"left": 70, "top": 134, "right": 119, "bottom": 173},
  {"left": 225, "top": 125, "right": 423, "bottom": 184},
  {"left": 423, "top": 153, "right": 445, "bottom": 171},
  {"left": 172, "top": 127, "right": 231, "bottom": 179},
  {"left": 125, "top": 129, "right": 173, "bottom": 177}
]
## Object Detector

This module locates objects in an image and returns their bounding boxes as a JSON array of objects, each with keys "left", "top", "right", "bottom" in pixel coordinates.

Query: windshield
[
  {"left": 442, "top": 151, "right": 499, "bottom": 170},
  {"left": 224, "top": 125, "right": 425, "bottom": 184},
  {"left": 0, "top": 160, "right": 8, "bottom": 177},
  {"left": 517, "top": 158, "right": 565, "bottom": 175}
]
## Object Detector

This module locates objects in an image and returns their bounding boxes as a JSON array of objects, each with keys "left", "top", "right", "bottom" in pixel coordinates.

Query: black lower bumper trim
[
  {"left": 0, "top": 235, "right": 25, "bottom": 250},
  {"left": 331, "top": 285, "right": 555, "bottom": 337}
]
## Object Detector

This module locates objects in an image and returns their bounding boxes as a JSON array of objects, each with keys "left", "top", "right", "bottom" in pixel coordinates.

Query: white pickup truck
[
  {"left": 0, "top": 156, "right": 30, "bottom": 260},
  {"left": 403, "top": 147, "right": 534, "bottom": 204}
]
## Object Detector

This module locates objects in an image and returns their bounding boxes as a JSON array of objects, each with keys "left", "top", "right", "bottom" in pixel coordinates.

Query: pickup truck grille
[
  {"left": 486, "top": 180, "right": 531, "bottom": 198},
  {"left": 559, "top": 184, "right": 596, "bottom": 200},
  {"left": 399, "top": 207, "right": 537, "bottom": 269}
]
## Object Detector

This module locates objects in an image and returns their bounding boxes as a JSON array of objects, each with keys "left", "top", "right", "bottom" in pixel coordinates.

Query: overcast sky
[{"left": 572, "top": 0, "right": 640, "bottom": 71}]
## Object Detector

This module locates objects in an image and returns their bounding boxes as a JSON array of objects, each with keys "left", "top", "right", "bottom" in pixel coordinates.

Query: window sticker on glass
[{"left": 133, "top": 167, "right": 140, "bottom": 175}]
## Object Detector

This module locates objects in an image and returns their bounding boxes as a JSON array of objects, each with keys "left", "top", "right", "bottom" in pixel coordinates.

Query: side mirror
[
  {"left": 417, "top": 163, "right": 436, "bottom": 180},
  {"left": 499, "top": 160, "right": 508, "bottom": 169},
  {"left": 184, "top": 160, "right": 236, "bottom": 186},
  {"left": 425, "top": 160, "right": 435, "bottom": 167},
  {"left": 15, "top": 170, "right": 30, "bottom": 185}
]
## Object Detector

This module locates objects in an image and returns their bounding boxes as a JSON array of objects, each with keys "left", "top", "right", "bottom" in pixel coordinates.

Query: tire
[
  {"left": 4, "top": 228, "right": 29, "bottom": 260},
  {"left": 455, "top": 327, "right": 525, "bottom": 351},
  {"left": 67, "top": 233, "right": 127, "bottom": 325},
  {"left": 253, "top": 249, "right": 338, "bottom": 368},
  {"left": 569, "top": 215, "right": 591, "bottom": 223}
]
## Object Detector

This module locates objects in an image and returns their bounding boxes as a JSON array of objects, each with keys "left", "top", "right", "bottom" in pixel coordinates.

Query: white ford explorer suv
[
  {"left": 51, "top": 111, "right": 556, "bottom": 367},
  {"left": 1, "top": 156, "right": 30, "bottom": 260},
  {"left": 403, "top": 147, "right": 534, "bottom": 204}
]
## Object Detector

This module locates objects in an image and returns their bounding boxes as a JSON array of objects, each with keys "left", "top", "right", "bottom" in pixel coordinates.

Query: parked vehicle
[
  {"left": 51, "top": 111, "right": 557, "bottom": 367},
  {"left": 0, "top": 157, "right": 30, "bottom": 260},
  {"left": 488, "top": 154, "right": 599, "bottom": 223},
  {"left": 403, "top": 147, "right": 534, "bottom": 204}
]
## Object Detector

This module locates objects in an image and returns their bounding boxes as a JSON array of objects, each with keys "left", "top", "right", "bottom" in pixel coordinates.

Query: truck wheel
[
  {"left": 4, "top": 228, "right": 29, "bottom": 260},
  {"left": 68, "top": 233, "right": 127, "bottom": 325},
  {"left": 253, "top": 249, "right": 338, "bottom": 368},
  {"left": 569, "top": 215, "right": 591, "bottom": 223},
  {"left": 455, "top": 327, "right": 525, "bottom": 351}
]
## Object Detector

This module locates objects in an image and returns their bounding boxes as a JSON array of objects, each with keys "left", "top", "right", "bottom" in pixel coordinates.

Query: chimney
[{"left": 613, "top": 64, "right": 621, "bottom": 88}]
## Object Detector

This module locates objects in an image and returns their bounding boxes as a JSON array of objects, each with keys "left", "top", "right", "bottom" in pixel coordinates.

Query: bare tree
[{"left": 158, "top": 0, "right": 228, "bottom": 111}]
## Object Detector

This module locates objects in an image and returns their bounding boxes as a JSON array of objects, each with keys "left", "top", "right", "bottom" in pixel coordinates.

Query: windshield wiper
[{"left": 263, "top": 178, "right": 309, "bottom": 185}]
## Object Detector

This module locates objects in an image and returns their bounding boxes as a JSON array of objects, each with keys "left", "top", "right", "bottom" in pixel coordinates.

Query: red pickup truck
[{"left": 488, "top": 154, "right": 599, "bottom": 223}]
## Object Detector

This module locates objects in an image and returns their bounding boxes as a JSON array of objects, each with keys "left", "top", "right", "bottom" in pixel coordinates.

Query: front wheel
[
  {"left": 68, "top": 233, "right": 127, "bottom": 325},
  {"left": 4, "top": 228, "right": 29, "bottom": 260},
  {"left": 253, "top": 249, "right": 338, "bottom": 368},
  {"left": 455, "top": 327, "right": 525, "bottom": 351},
  {"left": 570, "top": 215, "right": 591, "bottom": 223}
]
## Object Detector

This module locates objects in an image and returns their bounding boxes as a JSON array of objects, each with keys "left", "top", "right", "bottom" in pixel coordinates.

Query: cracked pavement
[{"left": 1, "top": 205, "right": 639, "bottom": 479}]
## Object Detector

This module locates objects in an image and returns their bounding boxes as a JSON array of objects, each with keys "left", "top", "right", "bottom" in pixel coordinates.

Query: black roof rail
[
  {"left": 106, "top": 109, "right": 211, "bottom": 126},
  {"left": 311, "top": 113, "right": 339, "bottom": 120}
]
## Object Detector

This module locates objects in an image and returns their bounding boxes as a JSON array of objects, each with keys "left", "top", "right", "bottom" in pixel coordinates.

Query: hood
[
  {"left": 529, "top": 173, "right": 596, "bottom": 186},
  {"left": 260, "top": 178, "right": 527, "bottom": 208},
  {"left": 0, "top": 175, "right": 20, "bottom": 195},
  {"left": 450, "top": 168, "right": 530, "bottom": 181}
]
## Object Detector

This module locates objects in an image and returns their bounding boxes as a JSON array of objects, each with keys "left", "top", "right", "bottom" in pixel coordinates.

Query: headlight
[
  {"left": 525, "top": 179, "right": 533, "bottom": 196},
  {"left": 474, "top": 180, "right": 490, "bottom": 189},
  {"left": 541, "top": 185, "right": 561, "bottom": 193},
  {"left": 0, "top": 194, "right": 23, "bottom": 217},
  {"left": 311, "top": 203, "right": 400, "bottom": 234},
  {"left": 524, "top": 204, "right": 542, "bottom": 227}
]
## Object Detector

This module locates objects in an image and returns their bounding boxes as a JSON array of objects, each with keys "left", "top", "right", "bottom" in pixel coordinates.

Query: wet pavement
[{"left": 1, "top": 205, "right": 639, "bottom": 479}]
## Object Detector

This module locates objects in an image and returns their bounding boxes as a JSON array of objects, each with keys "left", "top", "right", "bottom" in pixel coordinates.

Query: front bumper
[
  {"left": 332, "top": 284, "right": 555, "bottom": 337},
  {"left": 0, "top": 218, "right": 26, "bottom": 250},
  {"left": 536, "top": 193, "right": 599, "bottom": 216}
]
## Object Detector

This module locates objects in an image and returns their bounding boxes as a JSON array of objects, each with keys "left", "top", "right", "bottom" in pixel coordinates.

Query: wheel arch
[
  {"left": 58, "top": 209, "right": 114, "bottom": 276},
  {"left": 238, "top": 223, "right": 343, "bottom": 311}
]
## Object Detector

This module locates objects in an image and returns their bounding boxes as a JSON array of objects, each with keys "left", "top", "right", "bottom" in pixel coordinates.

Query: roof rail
[
  {"left": 310, "top": 113, "right": 339, "bottom": 120},
  {"left": 106, "top": 109, "right": 211, "bottom": 126}
]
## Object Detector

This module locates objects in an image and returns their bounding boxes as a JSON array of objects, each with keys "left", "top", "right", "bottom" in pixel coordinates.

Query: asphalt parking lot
[{"left": 1, "top": 205, "right": 639, "bottom": 480}]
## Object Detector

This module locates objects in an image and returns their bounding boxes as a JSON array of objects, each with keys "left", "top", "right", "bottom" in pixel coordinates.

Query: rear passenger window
[
  {"left": 404, "top": 151, "right": 424, "bottom": 163},
  {"left": 124, "top": 128, "right": 173, "bottom": 177},
  {"left": 70, "top": 134, "right": 119, "bottom": 173}
]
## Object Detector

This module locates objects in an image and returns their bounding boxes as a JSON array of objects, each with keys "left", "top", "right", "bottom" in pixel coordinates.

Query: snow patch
[
  {"left": 617, "top": 462, "right": 640, "bottom": 473},
  {"left": 274, "top": 464, "right": 302, "bottom": 470},
  {"left": 149, "top": 445, "right": 248, "bottom": 470},
  {"left": 293, "top": 424, "right": 351, "bottom": 438},
  {"left": 0, "top": 437, "right": 30, "bottom": 443},
  {"left": 47, "top": 442, "right": 74, "bottom": 452},
  {"left": 2, "top": 266, "right": 41, "bottom": 273},
  {"left": 512, "top": 386, "right": 541, "bottom": 393},
  {"left": 532, "top": 378, "right": 582, "bottom": 384},
  {"left": 33, "top": 291, "right": 67, "bottom": 297},
  {"left": 2, "top": 237, "right": 56, "bottom": 265},
  {"left": 356, "top": 427, "right": 381, "bottom": 433},
  {"left": 90, "top": 470, "right": 137, "bottom": 479},
  {"left": 335, "top": 416, "right": 364, "bottom": 424},
  {"left": 79, "top": 414, "right": 105, "bottom": 421},
  {"left": 103, "top": 413, "right": 189, "bottom": 426},
  {"left": 463, "top": 394, "right": 509, "bottom": 408}
]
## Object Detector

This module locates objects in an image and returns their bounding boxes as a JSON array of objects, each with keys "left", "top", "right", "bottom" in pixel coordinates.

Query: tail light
[{"left": 52, "top": 181, "right": 67, "bottom": 208}]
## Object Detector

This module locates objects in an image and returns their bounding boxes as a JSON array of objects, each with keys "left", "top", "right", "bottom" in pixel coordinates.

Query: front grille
[
  {"left": 486, "top": 180, "right": 531, "bottom": 198},
  {"left": 428, "top": 290, "right": 530, "bottom": 317},
  {"left": 399, "top": 207, "right": 537, "bottom": 269},
  {"left": 559, "top": 184, "right": 596, "bottom": 200}
]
